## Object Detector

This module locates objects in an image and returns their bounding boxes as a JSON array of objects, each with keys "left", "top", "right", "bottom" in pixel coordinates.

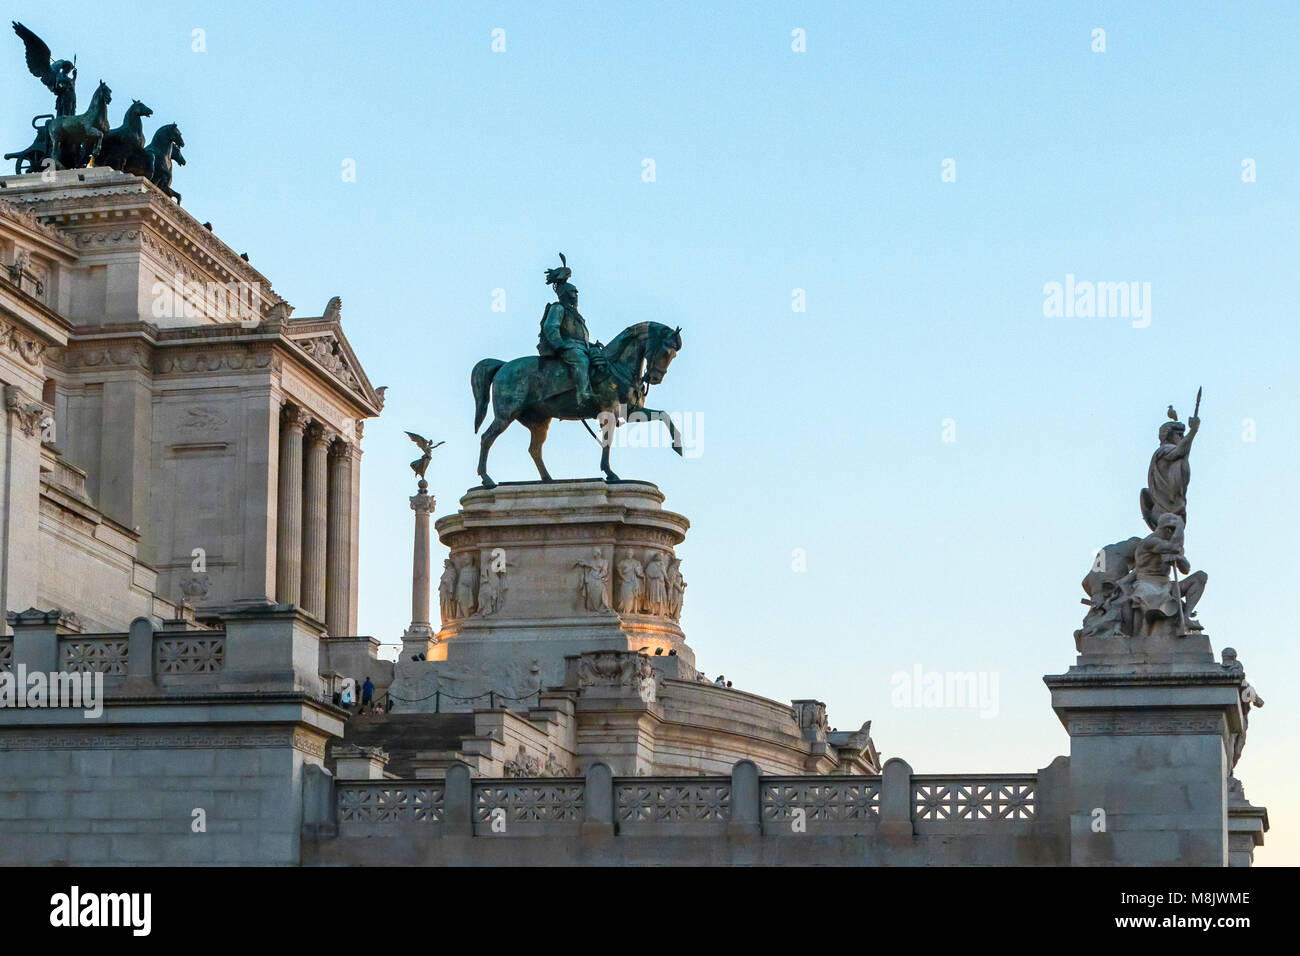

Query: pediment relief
[
  {"left": 293, "top": 330, "right": 364, "bottom": 393},
  {"left": 285, "top": 297, "right": 381, "bottom": 411}
]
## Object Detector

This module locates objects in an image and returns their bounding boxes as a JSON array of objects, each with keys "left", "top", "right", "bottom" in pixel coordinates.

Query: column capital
[
  {"left": 410, "top": 490, "right": 436, "bottom": 515},
  {"left": 4, "top": 385, "right": 45, "bottom": 438},
  {"left": 280, "top": 403, "right": 308, "bottom": 433},
  {"left": 329, "top": 438, "right": 356, "bottom": 461},
  {"left": 305, "top": 421, "right": 337, "bottom": 447}
]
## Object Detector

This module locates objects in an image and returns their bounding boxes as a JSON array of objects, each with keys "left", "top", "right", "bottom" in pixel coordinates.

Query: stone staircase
[{"left": 331, "top": 712, "right": 482, "bottom": 777}]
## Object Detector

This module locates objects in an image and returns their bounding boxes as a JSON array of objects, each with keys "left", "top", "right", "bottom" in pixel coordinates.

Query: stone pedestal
[
  {"left": 391, "top": 479, "right": 694, "bottom": 712},
  {"left": 1045, "top": 631, "right": 1245, "bottom": 866},
  {"left": 1227, "top": 786, "right": 1269, "bottom": 867}
]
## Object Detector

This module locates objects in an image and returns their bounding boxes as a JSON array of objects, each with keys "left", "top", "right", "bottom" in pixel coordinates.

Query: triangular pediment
[{"left": 284, "top": 297, "right": 383, "bottom": 411}]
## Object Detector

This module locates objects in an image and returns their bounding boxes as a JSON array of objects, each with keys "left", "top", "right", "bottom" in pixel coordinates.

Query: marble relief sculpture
[
  {"left": 667, "top": 556, "right": 686, "bottom": 621},
  {"left": 615, "top": 553, "right": 644, "bottom": 614},
  {"left": 454, "top": 559, "right": 479, "bottom": 619},
  {"left": 179, "top": 573, "right": 212, "bottom": 604},
  {"left": 438, "top": 558, "right": 458, "bottom": 623},
  {"left": 477, "top": 553, "right": 510, "bottom": 617},
  {"left": 643, "top": 552, "right": 669, "bottom": 616},
  {"left": 574, "top": 548, "right": 610, "bottom": 612}
]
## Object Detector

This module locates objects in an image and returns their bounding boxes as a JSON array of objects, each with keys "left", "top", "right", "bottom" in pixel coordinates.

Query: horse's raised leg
[
  {"left": 477, "top": 416, "right": 510, "bottom": 489},
  {"left": 640, "top": 408, "right": 684, "bottom": 456},
  {"left": 526, "top": 421, "right": 553, "bottom": 481}
]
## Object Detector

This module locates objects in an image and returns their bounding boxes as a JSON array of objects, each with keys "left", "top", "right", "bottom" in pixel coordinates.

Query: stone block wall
[
  {"left": 0, "top": 727, "right": 320, "bottom": 865},
  {"left": 0, "top": 606, "right": 345, "bottom": 865}
]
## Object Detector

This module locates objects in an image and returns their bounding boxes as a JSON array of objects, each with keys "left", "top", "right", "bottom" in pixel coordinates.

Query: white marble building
[{"left": 0, "top": 168, "right": 382, "bottom": 635}]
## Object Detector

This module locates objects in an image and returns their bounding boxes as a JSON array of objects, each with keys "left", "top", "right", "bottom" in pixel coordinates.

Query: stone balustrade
[
  {"left": 4, "top": 606, "right": 327, "bottom": 694},
  {"left": 40, "top": 631, "right": 228, "bottom": 679},
  {"left": 313, "top": 759, "right": 1054, "bottom": 863},
  {"left": 59, "top": 635, "right": 132, "bottom": 675}
]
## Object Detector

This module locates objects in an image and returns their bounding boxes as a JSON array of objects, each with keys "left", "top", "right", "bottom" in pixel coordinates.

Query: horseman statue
[
  {"left": 537, "top": 254, "right": 603, "bottom": 407},
  {"left": 472, "top": 253, "right": 684, "bottom": 488}
]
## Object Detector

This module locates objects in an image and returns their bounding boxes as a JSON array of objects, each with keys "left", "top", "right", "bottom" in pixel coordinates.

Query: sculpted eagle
[{"left": 12, "top": 21, "right": 76, "bottom": 116}]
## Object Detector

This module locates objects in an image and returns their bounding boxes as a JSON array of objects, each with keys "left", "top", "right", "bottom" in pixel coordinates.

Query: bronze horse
[
  {"left": 472, "top": 321, "right": 683, "bottom": 488},
  {"left": 4, "top": 79, "right": 111, "bottom": 173},
  {"left": 97, "top": 98, "right": 152, "bottom": 172},
  {"left": 142, "top": 123, "right": 184, "bottom": 203},
  {"left": 50, "top": 78, "right": 110, "bottom": 168}
]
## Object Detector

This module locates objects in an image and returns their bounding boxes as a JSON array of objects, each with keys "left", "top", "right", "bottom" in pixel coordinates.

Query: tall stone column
[
  {"left": 300, "top": 422, "right": 332, "bottom": 623},
  {"left": 274, "top": 404, "right": 306, "bottom": 605},
  {"left": 2, "top": 388, "right": 47, "bottom": 627},
  {"left": 401, "top": 479, "right": 436, "bottom": 661},
  {"left": 325, "top": 439, "right": 354, "bottom": 638}
]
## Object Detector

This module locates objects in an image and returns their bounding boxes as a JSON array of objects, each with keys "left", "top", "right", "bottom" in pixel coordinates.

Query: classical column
[
  {"left": 401, "top": 479, "right": 437, "bottom": 660},
  {"left": 325, "top": 439, "right": 354, "bottom": 638},
  {"left": 300, "top": 422, "right": 332, "bottom": 623},
  {"left": 2, "top": 388, "right": 47, "bottom": 627},
  {"left": 274, "top": 404, "right": 307, "bottom": 605}
]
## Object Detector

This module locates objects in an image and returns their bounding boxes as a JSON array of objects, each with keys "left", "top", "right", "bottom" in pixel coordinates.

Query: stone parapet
[{"left": 304, "top": 757, "right": 1068, "bottom": 866}]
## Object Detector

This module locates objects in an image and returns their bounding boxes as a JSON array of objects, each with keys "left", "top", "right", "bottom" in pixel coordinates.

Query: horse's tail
[{"left": 472, "top": 358, "right": 505, "bottom": 432}]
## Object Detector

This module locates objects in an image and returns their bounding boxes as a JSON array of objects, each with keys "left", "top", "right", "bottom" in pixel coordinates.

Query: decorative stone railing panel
[
  {"left": 337, "top": 784, "right": 444, "bottom": 835},
  {"left": 322, "top": 766, "right": 1050, "bottom": 857},
  {"left": 911, "top": 775, "right": 1037, "bottom": 831},
  {"left": 472, "top": 779, "right": 586, "bottom": 836},
  {"left": 761, "top": 776, "right": 881, "bottom": 832},
  {"left": 614, "top": 777, "right": 731, "bottom": 833},
  {"left": 154, "top": 635, "right": 226, "bottom": 674},
  {"left": 60, "top": 637, "right": 129, "bottom": 675}
]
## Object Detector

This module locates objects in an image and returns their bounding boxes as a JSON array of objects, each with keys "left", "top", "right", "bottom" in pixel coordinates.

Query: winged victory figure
[
  {"left": 12, "top": 21, "right": 76, "bottom": 117},
  {"left": 405, "top": 432, "right": 444, "bottom": 481}
]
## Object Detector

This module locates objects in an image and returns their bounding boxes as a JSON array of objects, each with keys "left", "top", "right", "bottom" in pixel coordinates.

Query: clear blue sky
[{"left": 7, "top": 1, "right": 1297, "bottom": 863}]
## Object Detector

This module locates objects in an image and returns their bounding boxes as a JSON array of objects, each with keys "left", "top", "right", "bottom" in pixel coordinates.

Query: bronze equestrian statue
[{"left": 471, "top": 255, "right": 684, "bottom": 489}]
